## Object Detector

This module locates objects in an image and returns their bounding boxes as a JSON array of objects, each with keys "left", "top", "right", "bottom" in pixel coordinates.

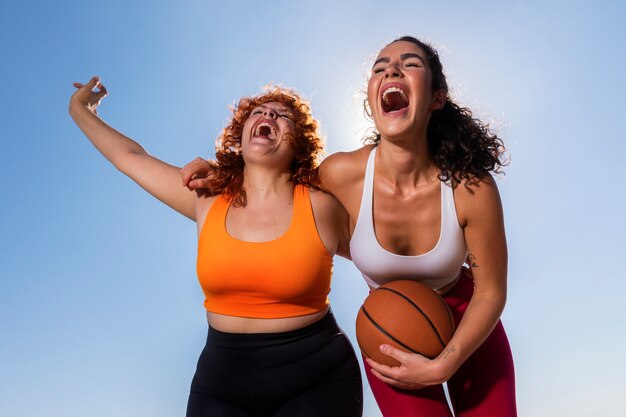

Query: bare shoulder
[
  {"left": 308, "top": 187, "right": 349, "bottom": 230},
  {"left": 455, "top": 173, "right": 500, "bottom": 198},
  {"left": 308, "top": 186, "right": 350, "bottom": 257},
  {"left": 319, "top": 146, "right": 373, "bottom": 187},
  {"left": 196, "top": 192, "right": 220, "bottom": 207},
  {"left": 453, "top": 174, "right": 503, "bottom": 226},
  {"left": 195, "top": 193, "right": 221, "bottom": 232},
  {"left": 308, "top": 187, "right": 344, "bottom": 215}
]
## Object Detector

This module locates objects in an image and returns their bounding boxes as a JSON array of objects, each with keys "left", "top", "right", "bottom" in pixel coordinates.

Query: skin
[
  {"left": 182, "top": 40, "right": 509, "bottom": 391},
  {"left": 320, "top": 41, "right": 507, "bottom": 389},
  {"left": 69, "top": 77, "right": 350, "bottom": 334},
  {"left": 325, "top": 41, "right": 507, "bottom": 390}
]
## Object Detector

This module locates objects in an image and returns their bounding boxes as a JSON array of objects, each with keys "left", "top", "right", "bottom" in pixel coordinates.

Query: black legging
[{"left": 186, "top": 310, "right": 363, "bottom": 417}]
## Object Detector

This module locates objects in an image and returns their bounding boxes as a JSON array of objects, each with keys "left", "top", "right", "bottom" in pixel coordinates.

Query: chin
[{"left": 378, "top": 123, "right": 413, "bottom": 139}]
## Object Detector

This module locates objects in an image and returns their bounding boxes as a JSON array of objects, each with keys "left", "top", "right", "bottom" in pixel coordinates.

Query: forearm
[
  {"left": 435, "top": 287, "right": 506, "bottom": 379},
  {"left": 68, "top": 77, "right": 197, "bottom": 220},
  {"left": 69, "top": 104, "right": 146, "bottom": 170}
]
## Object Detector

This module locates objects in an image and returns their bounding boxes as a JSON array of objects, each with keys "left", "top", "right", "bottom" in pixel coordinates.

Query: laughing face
[
  {"left": 240, "top": 101, "right": 297, "bottom": 167},
  {"left": 367, "top": 40, "right": 445, "bottom": 142}
]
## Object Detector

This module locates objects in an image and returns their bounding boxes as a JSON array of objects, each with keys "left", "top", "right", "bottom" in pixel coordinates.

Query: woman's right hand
[
  {"left": 68, "top": 76, "right": 197, "bottom": 220},
  {"left": 69, "top": 76, "right": 108, "bottom": 116},
  {"left": 180, "top": 157, "right": 217, "bottom": 190}
]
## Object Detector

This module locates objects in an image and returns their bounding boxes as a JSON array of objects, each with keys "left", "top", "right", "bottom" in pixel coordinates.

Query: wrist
[
  {"left": 69, "top": 101, "right": 96, "bottom": 121},
  {"left": 433, "top": 345, "right": 462, "bottom": 382},
  {"left": 68, "top": 100, "right": 86, "bottom": 116}
]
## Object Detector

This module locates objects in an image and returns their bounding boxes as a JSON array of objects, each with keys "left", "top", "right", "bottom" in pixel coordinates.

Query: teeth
[
  {"left": 382, "top": 86, "right": 408, "bottom": 103},
  {"left": 255, "top": 122, "right": 277, "bottom": 139}
]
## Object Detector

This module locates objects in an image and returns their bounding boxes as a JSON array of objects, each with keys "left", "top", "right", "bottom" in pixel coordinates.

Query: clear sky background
[{"left": 1, "top": 1, "right": 625, "bottom": 416}]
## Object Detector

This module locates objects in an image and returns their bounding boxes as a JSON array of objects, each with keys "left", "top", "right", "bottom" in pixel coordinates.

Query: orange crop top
[{"left": 196, "top": 185, "right": 333, "bottom": 319}]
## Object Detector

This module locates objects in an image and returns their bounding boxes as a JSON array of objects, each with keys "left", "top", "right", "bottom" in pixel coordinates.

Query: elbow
[
  {"left": 68, "top": 100, "right": 78, "bottom": 118},
  {"left": 473, "top": 283, "right": 507, "bottom": 315},
  {"left": 68, "top": 100, "right": 88, "bottom": 121},
  {"left": 494, "top": 288, "right": 507, "bottom": 316},
  {"left": 113, "top": 150, "right": 143, "bottom": 175}
]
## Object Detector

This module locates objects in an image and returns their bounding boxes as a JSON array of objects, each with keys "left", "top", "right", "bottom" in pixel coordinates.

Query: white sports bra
[{"left": 350, "top": 147, "right": 468, "bottom": 290}]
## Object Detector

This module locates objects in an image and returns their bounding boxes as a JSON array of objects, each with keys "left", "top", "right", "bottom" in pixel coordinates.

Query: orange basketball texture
[{"left": 356, "top": 280, "right": 456, "bottom": 367}]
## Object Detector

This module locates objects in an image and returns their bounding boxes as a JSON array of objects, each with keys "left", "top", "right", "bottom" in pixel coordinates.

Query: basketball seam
[
  {"left": 432, "top": 290, "right": 455, "bottom": 337},
  {"left": 442, "top": 296, "right": 455, "bottom": 336},
  {"left": 361, "top": 306, "right": 436, "bottom": 360},
  {"left": 377, "top": 287, "right": 447, "bottom": 348}
]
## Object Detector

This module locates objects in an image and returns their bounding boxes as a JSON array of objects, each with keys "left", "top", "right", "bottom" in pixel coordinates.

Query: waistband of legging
[{"left": 206, "top": 308, "right": 339, "bottom": 343}]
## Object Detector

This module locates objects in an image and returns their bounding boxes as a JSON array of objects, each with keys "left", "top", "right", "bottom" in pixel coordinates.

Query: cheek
[
  {"left": 280, "top": 124, "right": 295, "bottom": 141},
  {"left": 243, "top": 118, "right": 255, "bottom": 132},
  {"left": 413, "top": 73, "right": 433, "bottom": 93},
  {"left": 367, "top": 79, "right": 379, "bottom": 108}
]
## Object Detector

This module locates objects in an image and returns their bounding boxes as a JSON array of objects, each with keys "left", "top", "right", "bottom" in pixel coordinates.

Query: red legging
[{"left": 364, "top": 269, "right": 517, "bottom": 417}]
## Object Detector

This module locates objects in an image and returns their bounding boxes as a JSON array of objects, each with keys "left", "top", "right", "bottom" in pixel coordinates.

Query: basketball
[{"left": 356, "top": 280, "right": 456, "bottom": 367}]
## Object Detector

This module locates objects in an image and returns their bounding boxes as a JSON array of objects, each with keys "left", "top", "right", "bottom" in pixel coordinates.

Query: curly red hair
[{"left": 207, "top": 85, "right": 324, "bottom": 207}]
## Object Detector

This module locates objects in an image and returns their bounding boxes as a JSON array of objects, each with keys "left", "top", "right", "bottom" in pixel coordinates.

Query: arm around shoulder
[
  {"left": 318, "top": 146, "right": 372, "bottom": 209},
  {"left": 319, "top": 150, "right": 361, "bottom": 195},
  {"left": 308, "top": 188, "right": 351, "bottom": 259}
]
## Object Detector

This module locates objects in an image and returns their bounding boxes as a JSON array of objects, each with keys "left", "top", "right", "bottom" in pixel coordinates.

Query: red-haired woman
[
  {"left": 182, "top": 36, "right": 517, "bottom": 417},
  {"left": 69, "top": 78, "right": 363, "bottom": 417}
]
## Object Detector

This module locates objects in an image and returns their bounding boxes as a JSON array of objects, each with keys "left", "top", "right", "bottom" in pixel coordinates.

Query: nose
[
  {"left": 384, "top": 63, "right": 402, "bottom": 78},
  {"left": 263, "top": 108, "right": 278, "bottom": 119}
]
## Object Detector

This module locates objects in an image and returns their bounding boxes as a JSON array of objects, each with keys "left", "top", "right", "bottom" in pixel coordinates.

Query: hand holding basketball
[
  {"left": 356, "top": 280, "right": 457, "bottom": 389},
  {"left": 365, "top": 345, "right": 448, "bottom": 390},
  {"left": 356, "top": 280, "right": 455, "bottom": 366}
]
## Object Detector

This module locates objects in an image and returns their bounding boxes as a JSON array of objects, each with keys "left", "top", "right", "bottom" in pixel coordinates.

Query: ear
[{"left": 430, "top": 89, "right": 446, "bottom": 111}]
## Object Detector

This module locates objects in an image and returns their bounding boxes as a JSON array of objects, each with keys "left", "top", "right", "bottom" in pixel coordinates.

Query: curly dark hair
[
  {"left": 206, "top": 85, "right": 324, "bottom": 207},
  {"left": 365, "top": 36, "right": 507, "bottom": 183}
]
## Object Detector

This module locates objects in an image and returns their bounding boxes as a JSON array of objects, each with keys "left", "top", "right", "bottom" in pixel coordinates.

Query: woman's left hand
[{"left": 365, "top": 344, "right": 451, "bottom": 390}]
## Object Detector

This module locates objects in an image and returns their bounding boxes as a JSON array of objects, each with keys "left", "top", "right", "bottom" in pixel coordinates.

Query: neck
[
  {"left": 376, "top": 136, "right": 438, "bottom": 187},
  {"left": 242, "top": 165, "right": 294, "bottom": 202}
]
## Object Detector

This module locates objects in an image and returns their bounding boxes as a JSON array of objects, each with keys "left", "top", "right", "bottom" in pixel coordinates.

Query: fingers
[
  {"left": 71, "top": 76, "right": 107, "bottom": 100},
  {"left": 180, "top": 157, "right": 200, "bottom": 185},
  {"left": 94, "top": 82, "right": 108, "bottom": 100},
  {"left": 366, "top": 346, "right": 438, "bottom": 390},
  {"left": 85, "top": 75, "right": 100, "bottom": 89},
  {"left": 180, "top": 157, "right": 212, "bottom": 186},
  {"left": 369, "top": 367, "right": 409, "bottom": 387},
  {"left": 72, "top": 76, "right": 106, "bottom": 93},
  {"left": 379, "top": 344, "right": 412, "bottom": 364},
  {"left": 188, "top": 177, "right": 214, "bottom": 189},
  {"left": 365, "top": 357, "right": 404, "bottom": 384},
  {"left": 369, "top": 367, "right": 424, "bottom": 389},
  {"left": 368, "top": 365, "right": 426, "bottom": 390},
  {"left": 365, "top": 357, "right": 395, "bottom": 374}
]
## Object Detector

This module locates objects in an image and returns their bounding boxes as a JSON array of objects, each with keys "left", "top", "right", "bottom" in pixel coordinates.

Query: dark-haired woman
[
  {"left": 320, "top": 36, "right": 517, "bottom": 417},
  {"left": 69, "top": 79, "right": 363, "bottom": 417},
  {"left": 182, "top": 36, "right": 517, "bottom": 416}
]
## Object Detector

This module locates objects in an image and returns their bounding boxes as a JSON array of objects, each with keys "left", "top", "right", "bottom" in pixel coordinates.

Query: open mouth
[
  {"left": 381, "top": 86, "right": 409, "bottom": 113},
  {"left": 254, "top": 122, "right": 277, "bottom": 140}
]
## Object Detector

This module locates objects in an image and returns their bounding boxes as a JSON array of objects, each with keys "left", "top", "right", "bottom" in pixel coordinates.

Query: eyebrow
[{"left": 373, "top": 53, "right": 426, "bottom": 67}]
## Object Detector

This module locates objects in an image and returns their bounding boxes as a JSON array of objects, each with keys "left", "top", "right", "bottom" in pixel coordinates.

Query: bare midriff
[{"left": 206, "top": 307, "right": 329, "bottom": 333}]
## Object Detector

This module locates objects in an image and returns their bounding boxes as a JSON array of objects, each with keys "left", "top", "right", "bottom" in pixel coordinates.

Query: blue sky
[{"left": 1, "top": 1, "right": 625, "bottom": 416}]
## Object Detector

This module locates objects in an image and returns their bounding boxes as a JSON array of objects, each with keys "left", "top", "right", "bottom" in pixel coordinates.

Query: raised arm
[{"left": 69, "top": 77, "right": 196, "bottom": 220}]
